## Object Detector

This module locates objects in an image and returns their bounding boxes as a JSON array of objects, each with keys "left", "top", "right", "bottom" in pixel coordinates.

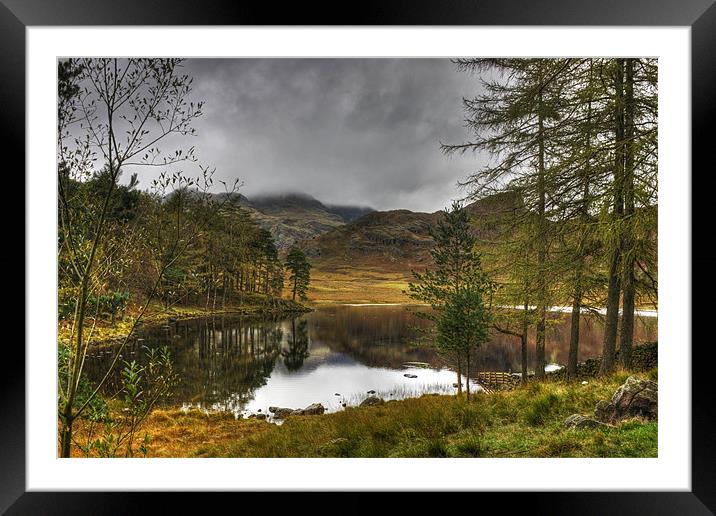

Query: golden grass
[
  {"left": 69, "top": 408, "right": 272, "bottom": 458},
  {"left": 68, "top": 371, "right": 657, "bottom": 458},
  {"left": 309, "top": 265, "right": 414, "bottom": 304}
]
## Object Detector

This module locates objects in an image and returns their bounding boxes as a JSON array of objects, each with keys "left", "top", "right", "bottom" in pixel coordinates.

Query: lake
[{"left": 85, "top": 304, "right": 657, "bottom": 419}]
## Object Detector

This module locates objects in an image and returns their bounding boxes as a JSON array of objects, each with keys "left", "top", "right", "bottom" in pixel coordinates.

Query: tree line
[
  {"left": 411, "top": 58, "right": 657, "bottom": 386},
  {"left": 56, "top": 58, "right": 311, "bottom": 457}
]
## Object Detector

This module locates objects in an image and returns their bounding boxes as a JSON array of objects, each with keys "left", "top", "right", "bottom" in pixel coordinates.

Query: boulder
[
  {"left": 255, "top": 413, "right": 267, "bottom": 420},
  {"left": 403, "top": 373, "right": 418, "bottom": 379},
  {"left": 269, "top": 407, "right": 294, "bottom": 419},
  {"left": 564, "top": 414, "right": 610, "bottom": 430},
  {"left": 610, "top": 376, "right": 658, "bottom": 421},
  {"left": 594, "top": 400, "right": 617, "bottom": 423},
  {"left": 291, "top": 403, "right": 326, "bottom": 416},
  {"left": 592, "top": 376, "right": 658, "bottom": 424},
  {"left": 360, "top": 396, "right": 384, "bottom": 407}
]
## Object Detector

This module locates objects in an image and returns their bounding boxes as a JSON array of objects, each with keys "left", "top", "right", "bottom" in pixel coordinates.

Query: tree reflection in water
[
  {"left": 282, "top": 319, "right": 310, "bottom": 371},
  {"left": 84, "top": 305, "right": 657, "bottom": 416}
]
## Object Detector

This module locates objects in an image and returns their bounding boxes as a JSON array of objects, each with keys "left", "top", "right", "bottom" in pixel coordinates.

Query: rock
[
  {"left": 592, "top": 376, "right": 658, "bottom": 424},
  {"left": 581, "top": 381, "right": 588, "bottom": 385},
  {"left": 564, "top": 414, "right": 610, "bottom": 430},
  {"left": 594, "top": 400, "right": 617, "bottom": 423},
  {"left": 255, "top": 413, "right": 267, "bottom": 420},
  {"left": 335, "top": 393, "right": 341, "bottom": 396},
  {"left": 367, "top": 390, "right": 376, "bottom": 394},
  {"left": 360, "top": 396, "right": 384, "bottom": 407},
  {"left": 269, "top": 407, "right": 294, "bottom": 419},
  {"left": 610, "top": 376, "right": 658, "bottom": 421},
  {"left": 341, "top": 403, "right": 347, "bottom": 408},
  {"left": 403, "top": 373, "right": 418, "bottom": 379},
  {"left": 291, "top": 403, "right": 326, "bottom": 416}
]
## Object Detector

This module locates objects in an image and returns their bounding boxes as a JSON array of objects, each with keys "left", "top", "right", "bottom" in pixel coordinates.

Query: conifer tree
[
  {"left": 408, "top": 201, "right": 493, "bottom": 394},
  {"left": 286, "top": 246, "right": 311, "bottom": 301}
]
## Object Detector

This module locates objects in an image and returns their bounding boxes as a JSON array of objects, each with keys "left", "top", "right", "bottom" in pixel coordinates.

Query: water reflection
[{"left": 84, "top": 304, "right": 657, "bottom": 418}]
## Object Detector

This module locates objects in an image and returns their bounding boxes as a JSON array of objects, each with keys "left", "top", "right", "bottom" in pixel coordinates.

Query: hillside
[
  {"left": 240, "top": 193, "right": 375, "bottom": 250},
  {"left": 302, "top": 192, "right": 524, "bottom": 303},
  {"left": 303, "top": 209, "right": 439, "bottom": 270}
]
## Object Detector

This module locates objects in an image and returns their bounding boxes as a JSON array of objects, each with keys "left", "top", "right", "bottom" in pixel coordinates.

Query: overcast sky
[{"left": 168, "top": 58, "right": 488, "bottom": 213}]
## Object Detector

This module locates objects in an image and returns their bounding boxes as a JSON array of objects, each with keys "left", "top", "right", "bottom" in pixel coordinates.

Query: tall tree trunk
[
  {"left": 521, "top": 298, "right": 529, "bottom": 383},
  {"left": 205, "top": 269, "right": 211, "bottom": 310},
  {"left": 465, "top": 352, "right": 471, "bottom": 401},
  {"left": 567, "top": 279, "right": 582, "bottom": 380},
  {"left": 601, "top": 59, "right": 626, "bottom": 375},
  {"left": 222, "top": 274, "right": 227, "bottom": 311},
  {"left": 619, "top": 58, "right": 636, "bottom": 370},
  {"left": 456, "top": 356, "right": 463, "bottom": 396},
  {"left": 535, "top": 82, "right": 547, "bottom": 380},
  {"left": 568, "top": 64, "right": 594, "bottom": 380},
  {"left": 60, "top": 156, "right": 118, "bottom": 457}
]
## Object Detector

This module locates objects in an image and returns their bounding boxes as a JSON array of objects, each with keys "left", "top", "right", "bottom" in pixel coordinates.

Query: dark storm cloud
[{"left": 171, "top": 58, "right": 488, "bottom": 213}]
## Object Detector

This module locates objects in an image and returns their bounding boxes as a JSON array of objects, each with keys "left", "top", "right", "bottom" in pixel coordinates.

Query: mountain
[
  {"left": 303, "top": 209, "right": 439, "bottom": 271},
  {"left": 301, "top": 192, "right": 525, "bottom": 303},
  {"left": 238, "top": 192, "right": 375, "bottom": 250},
  {"left": 304, "top": 192, "right": 524, "bottom": 270}
]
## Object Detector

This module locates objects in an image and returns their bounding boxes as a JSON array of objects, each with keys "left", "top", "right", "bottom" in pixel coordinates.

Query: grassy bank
[
  {"left": 73, "top": 370, "right": 657, "bottom": 458},
  {"left": 58, "top": 294, "right": 311, "bottom": 347},
  {"left": 309, "top": 265, "right": 413, "bottom": 304}
]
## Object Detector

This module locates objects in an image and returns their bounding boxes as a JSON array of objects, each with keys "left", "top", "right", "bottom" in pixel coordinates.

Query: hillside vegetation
[
  {"left": 240, "top": 192, "right": 374, "bottom": 250},
  {"left": 304, "top": 193, "right": 523, "bottom": 302}
]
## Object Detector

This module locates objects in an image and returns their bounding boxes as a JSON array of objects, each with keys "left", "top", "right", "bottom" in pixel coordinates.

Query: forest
[{"left": 56, "top": 57, "right": 658, "bottom": 459}]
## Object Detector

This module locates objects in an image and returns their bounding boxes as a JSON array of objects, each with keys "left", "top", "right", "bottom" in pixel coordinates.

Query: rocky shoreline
[{"left": 241, "top": 342, "right": 658, "bottom": 423}]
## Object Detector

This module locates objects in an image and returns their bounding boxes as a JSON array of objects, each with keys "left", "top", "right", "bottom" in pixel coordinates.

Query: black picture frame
[{"left": 4, "top": 0, "right": 714, "bottom": 513}]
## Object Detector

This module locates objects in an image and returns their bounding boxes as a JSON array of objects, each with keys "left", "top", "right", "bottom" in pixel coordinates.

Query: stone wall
[{"left": 549, "top": 341, "right": 657, "bottom": 380}]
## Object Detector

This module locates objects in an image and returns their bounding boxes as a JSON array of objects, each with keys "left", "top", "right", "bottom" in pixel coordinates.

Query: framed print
[{"left": 4, "top": 0, "right": 715, "bottom": 513}]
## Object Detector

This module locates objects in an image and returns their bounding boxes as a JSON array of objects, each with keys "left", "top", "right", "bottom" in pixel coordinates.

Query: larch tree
[{"left": 443, "top": 58, "right": 578, "bottom": 379}]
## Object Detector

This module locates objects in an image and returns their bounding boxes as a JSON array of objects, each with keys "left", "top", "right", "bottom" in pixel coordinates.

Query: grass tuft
[{"left": 70, "top": 370, "right": 658, "bottom": 458}]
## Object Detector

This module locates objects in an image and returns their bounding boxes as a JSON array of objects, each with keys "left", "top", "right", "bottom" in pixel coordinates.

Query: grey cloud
[{"left": 152, "top": 58, "right": 489, "bottom": 212}]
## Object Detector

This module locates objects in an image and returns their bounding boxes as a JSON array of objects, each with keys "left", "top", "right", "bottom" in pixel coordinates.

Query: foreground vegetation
[{"left": 70, "top": 370, "right": 656, "bottom": 458}]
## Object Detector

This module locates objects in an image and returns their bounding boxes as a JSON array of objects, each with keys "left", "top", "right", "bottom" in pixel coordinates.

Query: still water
[{"left": 85, "top": 304, "right": 657, "bottom": 418}]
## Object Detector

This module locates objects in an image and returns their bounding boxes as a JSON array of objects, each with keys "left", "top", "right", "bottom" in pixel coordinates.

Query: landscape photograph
[{"left": 57, "top": 57, "right": 658, "bottom": 459}]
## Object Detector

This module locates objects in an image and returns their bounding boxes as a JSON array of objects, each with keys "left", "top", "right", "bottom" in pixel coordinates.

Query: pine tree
[
  {"left": 286, "top": 246, "right": 311, "bottom": 301},
  {"left": 408, "top": 201, "right": 493, "bottom": 394},
  {"left": 436, "top": 281, "right": 491, "bottom": 400}
]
